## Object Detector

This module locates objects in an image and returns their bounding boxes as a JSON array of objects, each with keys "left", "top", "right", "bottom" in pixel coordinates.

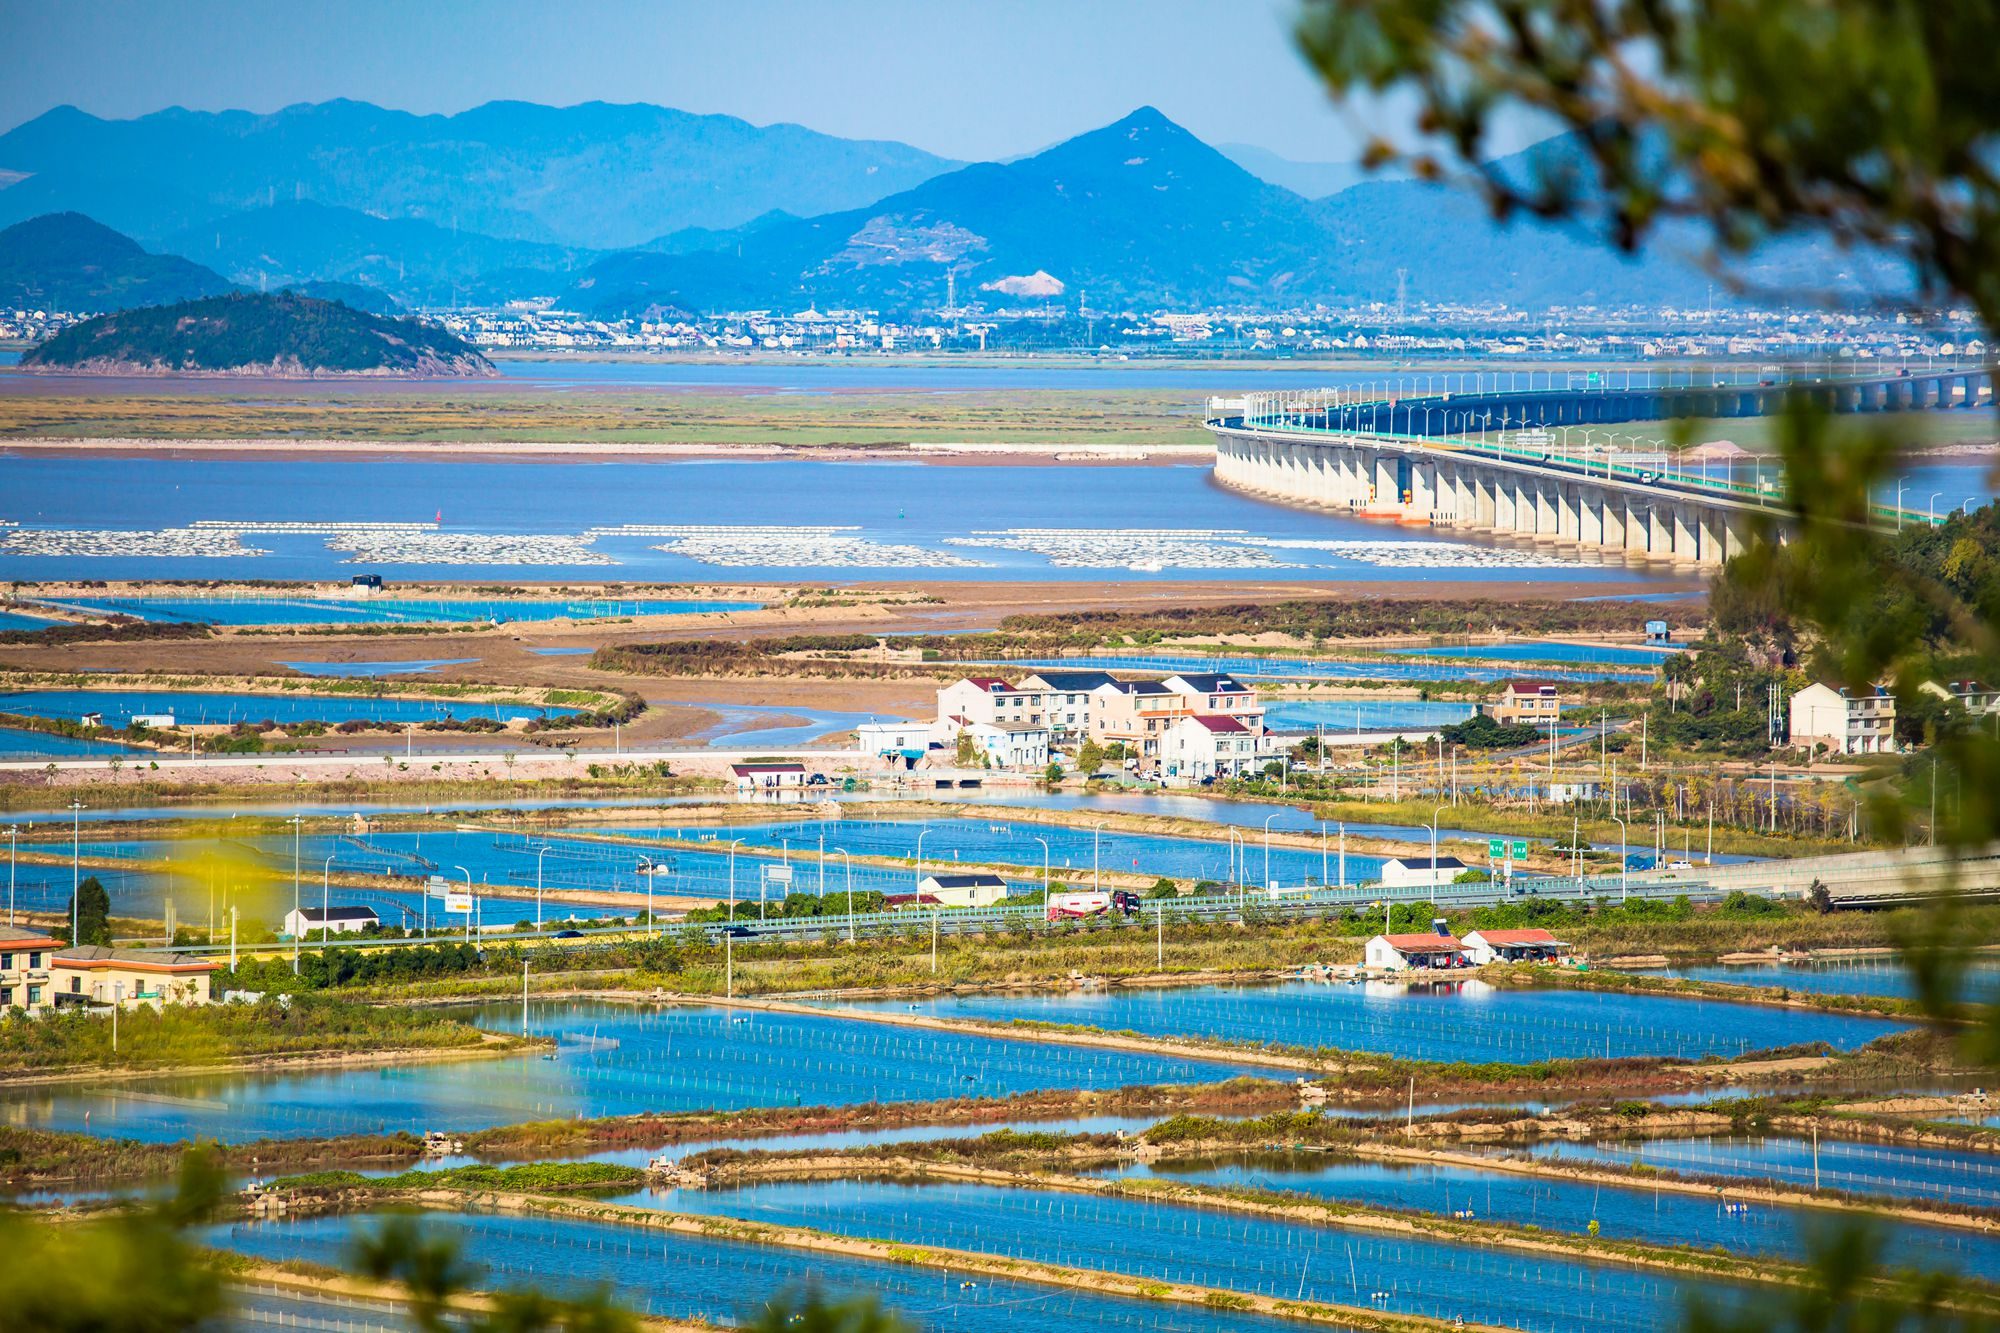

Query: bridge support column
[
  {"left": 1581, "top": 487, "right": 1605, "bottom": 547},
  {"left": 1474, "top": 470, "right": 1498, "bottom": 528},
  {"left": 1557, "top": 483, "right": 1581, "bottom": 542},
  {"left": 1535, "top": 479, "right": 1559, "bottom": 536},
  {"left": 1724, "top": 514, "right": 1751, "bottom": 561},
  {"left": 1373, "top": 453, "right": 1398, "bottom": 508},
  {"left": 1602, "top": 493, "right": 1626, "bottom": 551},
  {"left": 1645, "top": 503, "right": 1670, "bottom": 555},
  {"left": 1698, "top": 507, "right": 1729, "bottom": 568},
  {"left": 1411, "top": 460, "right": 1436, "bottom": 519},
  {"left": 1671, "top": 503, "right": 1698, "bottom": 563}
]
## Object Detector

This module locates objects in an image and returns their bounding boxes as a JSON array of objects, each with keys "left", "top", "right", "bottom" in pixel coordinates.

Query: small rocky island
[{"left": 20, "top": 290, "right": 497, "bottom": 378}]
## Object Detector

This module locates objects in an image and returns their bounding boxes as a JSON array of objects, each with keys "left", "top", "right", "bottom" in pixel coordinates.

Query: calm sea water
[{"left": 0, "top": 455, "right": 1660, "bottom": 583}]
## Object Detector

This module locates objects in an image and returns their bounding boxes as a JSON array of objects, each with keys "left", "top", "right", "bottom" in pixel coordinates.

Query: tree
[
  {"left": 1075, "top": 738, "right": 1105, "bottom": 774},
  {"left": 1295, "top": 0, "right": 2000, "bottom": 331},
  {"left": 1043, "top": 760, "right": 1066, "bottom": 785},
  {"left": 66, "top": 876, "right": 111, "bottom": 947},
  {"left": 954, "top": 729, "right": 976, "bottom": 766},
  {"left": 1293, "top": 4, "right": 2000, "bottom": 1327}
]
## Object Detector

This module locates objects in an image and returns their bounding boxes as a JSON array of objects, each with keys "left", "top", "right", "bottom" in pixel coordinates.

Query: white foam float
[
  {"left": 0, "top": 527, "right": 272, "bottom": 558},
  {"left": 591, "top": 524, "right": 989, "bottom": 569},
  {"left": 947, "top": 528, "right": 1295, "bottom": 569}
]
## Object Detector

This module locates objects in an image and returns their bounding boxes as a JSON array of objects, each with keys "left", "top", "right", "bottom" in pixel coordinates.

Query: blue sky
[{"left": 0, "top": 0, "right": 1418, "bottom": 163}]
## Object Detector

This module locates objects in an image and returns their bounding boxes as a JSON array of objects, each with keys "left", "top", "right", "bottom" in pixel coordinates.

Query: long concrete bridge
[{"left": 1209, "top": 368, "right": 1992, "bottom": 567}]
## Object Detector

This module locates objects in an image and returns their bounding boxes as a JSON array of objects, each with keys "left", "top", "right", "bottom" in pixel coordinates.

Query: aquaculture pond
[
  {"left": 1398, "top": 641, "right": 1683, "bottom": 665},
  {"left": 1658, "top": 958, "right": 2000, "bottom": 1004},
  {"left": 219, "top": 1286, "right": 412, "bottom": 1333},
  {"left": 828, "top": 978, "right": 1908, "bottom": 1064},
  {"left": 685, "top": 702, "right": 881, "bottom": 747},
  {"left": 61, "top": 826, "right": 1036, "bottom": 915},
  {"left": 0, "top": 848, "right": 625, "bottom": 932},
  {"left": 36, "top": 596, "right": 760, "bottom": 626},
  {"left": 0, "top": 689, "right": 581, "bottom": 727},
  {"left": 0, "top": 1000, "right": 1273, "bottom": 1143},
  {"left": 1260, "top": 699, "right": 1476, "bottom": 734},
  {"left": 278, "top": 658, "right": 480, "bottom": 677},
  {"left": 979, "top": 653, "right": 1651, "bottom": 685},
  {"left": 203, "top": 1210, "right": 1314, "bottom": 1333},
  {"left": 601, "top": 815, "right": 1389, "bottom": 889},
  {"left": 632, "top": 1177, "right": 1750, "bottom": 1333},
  {"left": 1098, "top": 1152, "right": 2000, "bottom": 1276},
  {"left": 1487, "top": 1136, "right": 2000, "bottom": 1210},
  {"left": 0, "top": 608, "right": 57, "bottom": 632},
  {"left": 0, "top": 726, "right": 141, "bottom": 757}
]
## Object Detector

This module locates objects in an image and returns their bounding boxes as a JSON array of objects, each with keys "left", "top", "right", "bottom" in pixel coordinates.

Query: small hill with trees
[{"left": 20, "top": 290, "right": 496, "bottom": 377}]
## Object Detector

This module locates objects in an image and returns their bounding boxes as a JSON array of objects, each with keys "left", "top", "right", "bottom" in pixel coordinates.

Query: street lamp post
[
  {"left": 321, "top": 853, "right": 336, "bottom": 947},
  {"left": 915, "top": 828, "right": 930, "bottom": 888},
  {"left": 454, "top": 865, "right": 474, "bottom": 943},
  {"left": 1261, "top": 812, "right": 1281, "bottom": 892},
  {"left": 5, "top": 824, "right": 16, "bottom": 928},
  {"left": 1092, "top": 821, "right": 1106, "bottom": 893},
  {"left": 1611, "top": 815, "right": 1629, "bottom": 902},
  {"left": 69, "top": 799, "right": 83, "bottom": 944},
  {"left": 289, "top": 813, "right": 302, "bottom": 974},
  {"left": 832, "top": 848, "right": 855, "bottom": 942},
  {"left": 535, "top": 845, "right": 552, "bottom": 932},
  {"left": 726, "top": 839, "right": 742, "bottom": 921}
]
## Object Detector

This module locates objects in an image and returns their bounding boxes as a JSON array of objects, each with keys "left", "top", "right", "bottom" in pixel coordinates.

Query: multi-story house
[
  {"left": 1162, "top": 672, "right": 1264, "bottom": 732},
  {"left": 1014, "top": 669, "right": 1118, "bottom": 740},
  {"left": 1789, "top": 682, "right": 1898, "bottom": 755},
  {"left": 935, "top": 676, "right": 1042, "bottom": 729},
  {"left": 1486, "top": 680, "right": 1563, "bottom": 727},
  {"left": 0, "top": 926, "right": 55, "bottom": 1012},
  {"left": 1159, "top": 713, "right": 1258, "bottom": 781},
  {"left": 1089, "top": 680, "right": 1195, "bottom": 765}
]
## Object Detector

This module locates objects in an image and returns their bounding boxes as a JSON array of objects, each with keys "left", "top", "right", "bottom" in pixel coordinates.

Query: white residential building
[
  {"left": 1014, "top": 670, "right": 1118, "bottom": 738},
  {"left": 1379, "top": 856, "right": 1470, "bottom": 889},
  {"left": 284, "top": 905, "right": 381, "bottom": 937},
  {"left": 935, "top": 718, "right": 1050, "bottom": 770},
  {"left": 1160, "top": 714, "right": 1258, "bottom": 781},
  {"left": 913, "top": 873, "right": 1010, "bottom": 908},
  {"left": 1461, "top": 928, "right": 1569, "bottom": 965},
  {"left": 1161, "top": 673, "right": 1265, "bottom": 731},
  {"left": 1920, "top": 679, "right": 2000, "bottom": 717},
  {"left": 936, "top": 676, "right": 1041, "bottom": 729},
  {"left": 856, "top": 720, "right": 934, "bottom": 767},
  {"left": 1364, "top": 932, "right": 1470, "bottom": 971},
  {"left": 1789, "top": 683, "right": 1898, "bottom": 755}
]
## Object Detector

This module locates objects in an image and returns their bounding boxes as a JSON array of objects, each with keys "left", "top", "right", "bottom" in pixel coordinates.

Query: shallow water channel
[
  {"left": 1097, "top": 1151, "right": 2000, "bottom": 1276},
  {"left": 1483, "top": 1136, "right": 2000, "bottom": 1211},
  {"left": 826, "top": 978, "right": 1907, "bottom": 1065},
  {"left": 0, "top": 1000, "right": 1275, "bottom": 1143},
  {"left": 611, "top": 1176, "right": 1750, "bottom": 1332},
  {"left": 203, "top": 1209, "right": 1323, "bottom": 1333}
]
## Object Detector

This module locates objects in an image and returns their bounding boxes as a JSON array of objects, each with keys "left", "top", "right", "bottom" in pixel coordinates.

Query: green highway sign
[
  {"left": 1488, "top": 839, "right": 1505, "bottom": 857},
  {"left": 1513, "top": 840, "right": 1530, "bottom": 858}
]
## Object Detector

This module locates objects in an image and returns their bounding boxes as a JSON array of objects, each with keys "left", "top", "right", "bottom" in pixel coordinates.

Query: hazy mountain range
[{"left": 0, "top": 98, "right": 1897, "bottom": 317}]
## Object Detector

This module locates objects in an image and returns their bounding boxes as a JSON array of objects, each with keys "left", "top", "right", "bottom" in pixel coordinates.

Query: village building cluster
[{"left": 869, "top": 670, "right": 1271, "bottom": 782}]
